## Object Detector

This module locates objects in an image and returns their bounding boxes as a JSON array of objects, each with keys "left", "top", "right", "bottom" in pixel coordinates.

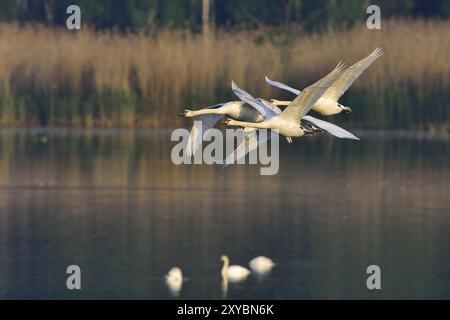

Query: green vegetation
[
  {"left": 1, "top": 0, "right": 449, "bottom": 31},
  {"left": 0, "top": 1, "right": 448, "bottom": 130}
]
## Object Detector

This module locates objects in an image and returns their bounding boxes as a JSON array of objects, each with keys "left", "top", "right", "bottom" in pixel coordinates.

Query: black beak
[{"left": 178, "top": 111, "right": 187, "bottom": 117}]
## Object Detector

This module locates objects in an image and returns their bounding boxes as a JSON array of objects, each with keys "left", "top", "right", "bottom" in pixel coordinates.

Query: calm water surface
[{"left": 0, "top": 128, "right": 449, "bottom": 299}]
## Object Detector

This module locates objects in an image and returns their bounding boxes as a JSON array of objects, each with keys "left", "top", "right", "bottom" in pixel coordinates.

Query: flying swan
[
  {"left": 220, "top": 62, "right": 359, "bottom": 164},
  {"left": 267, "top": 47, "right": 384, "bottom": 115},
  {"left": 179, "top": 100, "right": 293, "bottom": 157}
]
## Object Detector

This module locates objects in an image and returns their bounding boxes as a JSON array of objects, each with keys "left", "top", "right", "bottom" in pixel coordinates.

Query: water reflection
[{"left": 0, "top": 128, "right": 449, "bottom": 299}]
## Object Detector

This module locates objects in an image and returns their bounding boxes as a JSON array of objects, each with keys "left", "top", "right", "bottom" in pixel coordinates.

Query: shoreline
[{"left": 0, "top": 126, "right": 448, "bottom": 139}]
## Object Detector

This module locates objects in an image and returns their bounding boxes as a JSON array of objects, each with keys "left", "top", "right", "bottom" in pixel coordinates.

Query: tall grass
[{"left": 0, "top": 18, "right": 448, "bottom": 129}]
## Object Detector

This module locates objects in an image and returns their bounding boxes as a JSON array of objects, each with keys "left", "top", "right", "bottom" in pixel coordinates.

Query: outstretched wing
[
  {"left": 221, "top": 130, "right": 258, "bottom": 166},
  {"left": 231, "top": 81, "right": 277, "bottom": 120},
  {"left": 323, "top": 48, "right": 383, "bottom": 100},
  {"left": 185, "top": 115, "right": 223, "bottom": 157},
  {"left": 280, "top": 61, "right": 347, "bottom": 123},
  {"left": 265, "top": 76, "right": 301, "bottom": 96},
  {"left": 257, "top": 98, "right": 283, "bottom": 114},
  {"left": 302, "top": 115, "right": 359, "bottom": 140}
]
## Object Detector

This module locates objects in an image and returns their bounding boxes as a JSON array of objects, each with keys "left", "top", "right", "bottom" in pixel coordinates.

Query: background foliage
[{"left": 0, "top": 1, "right": 448, "bottom": 130}]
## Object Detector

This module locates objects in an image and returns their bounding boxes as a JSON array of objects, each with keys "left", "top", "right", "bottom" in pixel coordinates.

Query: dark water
[{"left": 0, "top": 128, "right": 449, "bottom": 299}]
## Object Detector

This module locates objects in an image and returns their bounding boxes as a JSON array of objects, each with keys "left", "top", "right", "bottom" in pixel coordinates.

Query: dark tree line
[{"left": 0, "top": 0, "right": 449, "bottom": 31}]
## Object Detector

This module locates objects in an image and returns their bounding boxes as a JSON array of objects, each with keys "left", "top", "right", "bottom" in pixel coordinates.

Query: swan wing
[
  {"left": 280, "top": 61, "right": 347, "bottom": 123},
  {"left": 185, "top": 114, "right": 223, "bottom": 157},
  {"left": 258, "top": 98, "right": 283, "bottom": 114},
  {"left": 231, "top": 81, "right": 277, "bottom": 120},
  {"left": 221, "top": 130, "right": 258, "bottom": 166},
  {"left": 265, "top": 76, "right": 301, "bottom": 96},
  {"left": 323, "top": 47, "right": 383, "bottom": 101},
  {"left": 302, "top": 115, "right": 360, "bottom": 140},
  {"left": 234, "top": 101, "right": 291, "bottom": 143}
]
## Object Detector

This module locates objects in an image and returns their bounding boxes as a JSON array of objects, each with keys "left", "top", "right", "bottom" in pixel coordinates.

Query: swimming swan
[
  {"left": 165, "top": 267, "right": 183, "bottom": 296},
  {"left": 267, "top": 47, "right": 384, "bottom": 116},
  {"left": 221, "top": 255, "right": 251, "bottom": 283},
  {"left": 249, "top": 256, "right": 275, "bottom": 274}
]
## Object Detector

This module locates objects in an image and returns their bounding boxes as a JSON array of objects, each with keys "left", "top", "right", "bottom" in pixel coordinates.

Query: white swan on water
[
  {"left": 267, "top": 47, "right": 384, "bottom": 115},
  {"left": 249, "top": 256, "right": 275, "bottom": 274},
  {"left": 221, "top": 255, "right": 251, "bottom": 283},
  {"left": 165, "top": 267, "right": 183, "bottom": 296}
]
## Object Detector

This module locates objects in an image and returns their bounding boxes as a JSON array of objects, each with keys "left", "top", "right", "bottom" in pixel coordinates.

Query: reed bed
[{"left": 0, "top": 18, "right": 448, "bottom": 129}]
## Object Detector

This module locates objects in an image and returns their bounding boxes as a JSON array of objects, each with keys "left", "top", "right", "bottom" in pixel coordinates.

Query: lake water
[{"left": 0, "top": 128, "right": 449, "bottom": 299}]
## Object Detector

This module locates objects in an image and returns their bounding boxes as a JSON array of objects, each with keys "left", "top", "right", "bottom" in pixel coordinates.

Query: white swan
[
  {"left": 267, "top": 47, "right": 384, "bottom": 115},
  {"left": 221, "top": 62, "right": 358, "bottom": 162},
  {"left": 165, "top": 267, "right": 183, "bottom": 296},
  {"left": 221, "top": 255, "right": 251, "bottom": 283},
  {"left": 180, "top": 100, "right": 292, "bottom": 157},
  {"left": 225, "top": 61, "right": 346, "bottom": 137},
  {"left": 218, "top": 94, "right": 359, "bottom": 165},
  {"left": 249, "top": 256, "right": 275, "bottom": 274}
]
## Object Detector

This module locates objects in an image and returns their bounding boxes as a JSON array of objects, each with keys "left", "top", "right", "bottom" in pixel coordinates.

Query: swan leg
[
  {"left": 270, "top": 99, "right": 291, "bottom": 106},
  {"left": 341, "top": 106, "right": 352, "bottom": 113}
]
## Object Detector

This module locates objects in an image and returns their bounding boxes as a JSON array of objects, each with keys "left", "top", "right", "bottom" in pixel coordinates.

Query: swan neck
[
  {"left": 192, "top": 108, "right": 220, "bottom": 116},
  {"left": 274, "top": 100, "right": 291, "bottom": 106},
  {"left": 221, "top": 257, "right": 229, "bottom": 276},
  {"left": 233, "top": 120, "right": 269, "bottom": 129}
]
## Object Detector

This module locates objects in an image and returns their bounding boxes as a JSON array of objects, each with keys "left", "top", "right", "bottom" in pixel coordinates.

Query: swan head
[
  {"left": 178, "top": 109, "right": 195, "bottom": 117},
  {"left": 166, "top": 267, "right": 183, "bottom": 281},
  {"left": 166, "top": 267, "right": 183, "bottom": 297},
  {"left": 338, "top": 104, "right": 352, "bottom": 113},
  {"left": 220, "top": 255, "right": 229, "bottom": 263},
  {"left": 301, "top": 120, "right": 322, "bottom": 135}
]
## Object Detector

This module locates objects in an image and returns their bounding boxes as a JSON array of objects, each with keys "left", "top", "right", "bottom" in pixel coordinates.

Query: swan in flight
[
  {"left": 221, "top": 62, "right": 358, "bottom": 163},
  {"left": 249, "top": 256, "right": 275, "bottom": 275},
  {"left": 179, "top": 100, "right": 292, "bottom": 157},
  {"left": 225, "top": 61, "right": 347, "bottom": 137},
  {"left": 217, "top": 98, "right": 358, "bottom": 165},
  {"left": 179, "top": 101, "right": 256, "bottom": 157},
  {"left": 221, "top": 255, "right": 251, "bottom": 283},
  {"left": 267, "top": 47, "right": 384, "bottom": 116},
  {"left": 165, "top": 267, "right": 183, "bottom": 296}
]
